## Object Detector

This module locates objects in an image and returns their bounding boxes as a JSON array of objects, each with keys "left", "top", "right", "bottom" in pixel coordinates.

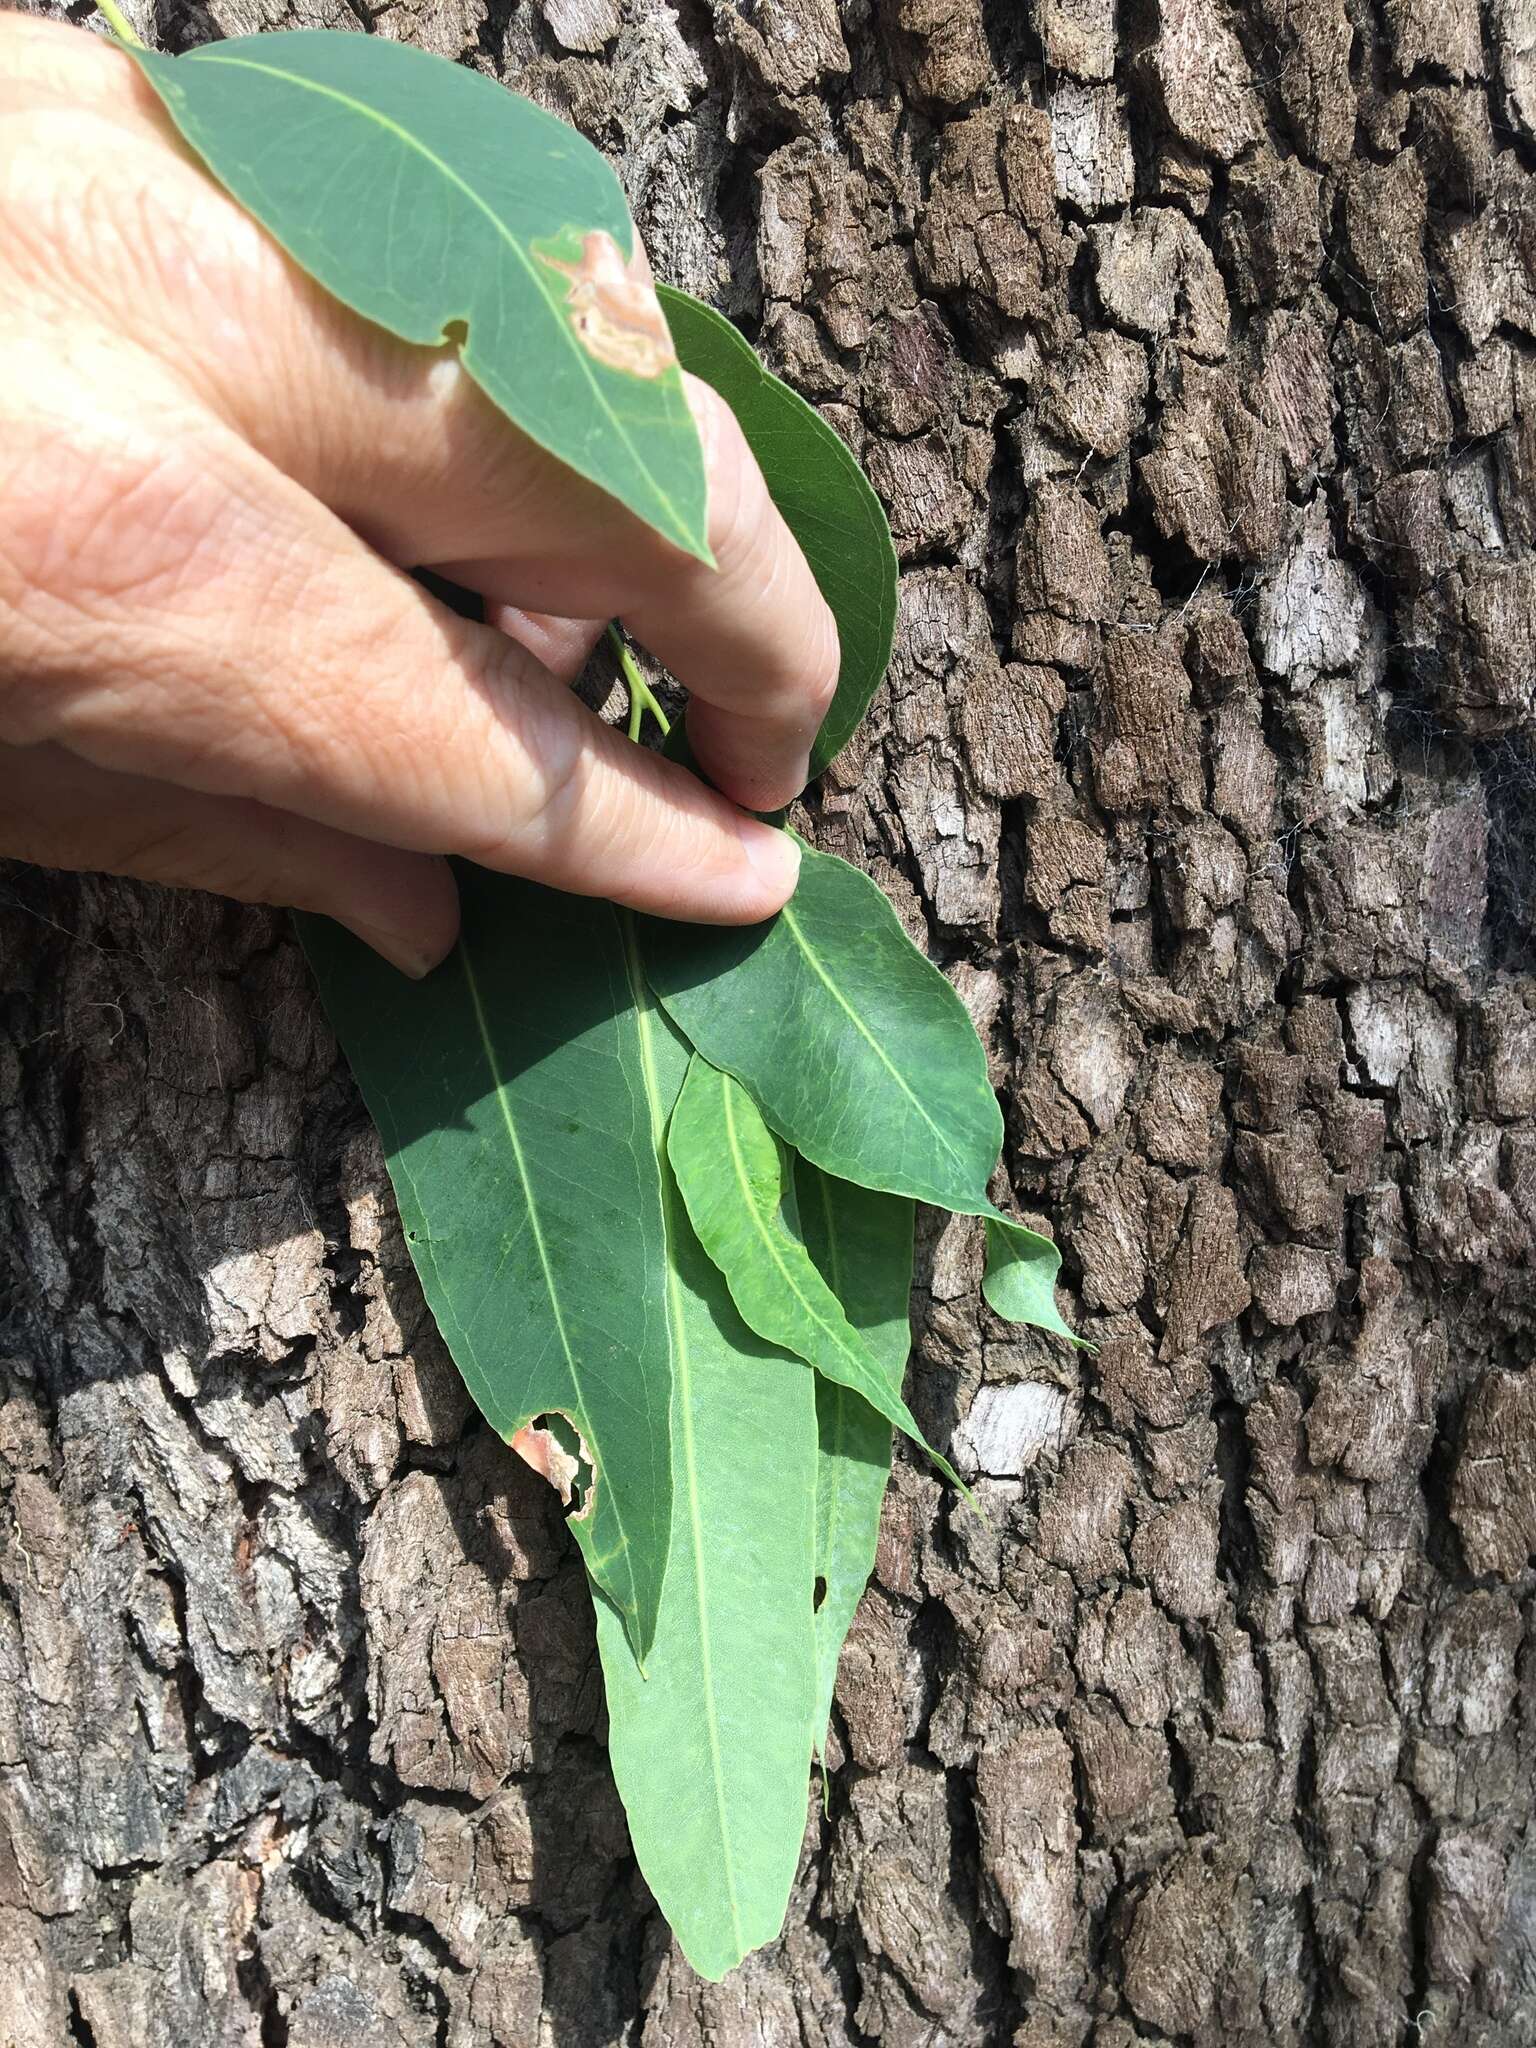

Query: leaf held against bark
[
  {"left": 668, "top": 1055, "right": 963, "bottom": 1490},
  {"left": 156, "top": 26, "right": 1077, "bottom": 1974},
  {"left": 658, "top": 285, "right": 898, "bottom": 778},
  {"left": 981, "top": 1214, "right": 1076, "bottom": 1333},
  {"left": 593, "top": 996, "right": 821, "bottom": 1983},
  {"left": 645, "top": 838, "right": 1077, "bottom": 1343},
  {"left": 299, "top": 869, "right": 674, "bottom": 1666},
  {"left": 124, "top": 31, "right": 710, "bottom": 559},
  {"left": 796, "top": 1161, "right": 914, "bottom": 1754}
]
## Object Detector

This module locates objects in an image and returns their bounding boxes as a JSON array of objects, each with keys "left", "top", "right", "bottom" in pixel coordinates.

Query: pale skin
[{"left": 0, "top": 16, "right": 838, "bottom": 974}]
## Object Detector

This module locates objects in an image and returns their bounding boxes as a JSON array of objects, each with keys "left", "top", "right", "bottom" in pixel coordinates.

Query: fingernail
[
  {"left": 736, "top": 818, "right": 801, "bottom": 905},
  {"left": 343, "top": 918, "right": 442, "bottom": 980}
]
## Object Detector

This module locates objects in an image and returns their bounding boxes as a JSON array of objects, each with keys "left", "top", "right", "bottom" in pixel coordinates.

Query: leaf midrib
[
  {"left": 811, "top": 1172, "right": 851, "bottom": 1709},
  {"left": 458, "top": 946, "right": 641, "bottom": 1624},
  {"left": 176, "top": 48, "right": 694, "bottom": 552},
  {"left": 621, "top": 918, "right": 745, "bottom": 1957}
]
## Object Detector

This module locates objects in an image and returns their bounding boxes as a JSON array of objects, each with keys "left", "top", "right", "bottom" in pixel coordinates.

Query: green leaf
[
  {"left": 299, "top": 869, "right": 674, "bottom": 1666},
  {"left": 796, "top": 1162, "right": 913, "bottom": 1757},
  {"left": 981, "top": 1216, "right": 1074, "bottom": 1330},
  {"left": 668, "top": 1056, "right": 963, "bottom": 1490},
  {"left": 593, "top": 995, "right": 819, "bottom": 1982},
  {"left": 658, "top": 286, "right": 897, "bottom": 778},
  {"left": 126, "top": 32, "right": 710, "bottom": 560},
  {"left": 644, "top": 837, "right": 1078, "bottom": 1343}
]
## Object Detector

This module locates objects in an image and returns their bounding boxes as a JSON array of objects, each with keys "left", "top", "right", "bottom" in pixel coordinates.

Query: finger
[
  {"left": 242, "top": 341, "right": 839, "bottom": 806},
  {"left": 4, "top": 415, "right": 801, "bottom": 921},
  {"left": 458, "top": 379, "right": 842, "bottom": 809},
  {"left": 627, "top": 375, "right": 839, "bottom": 810},
  {"left": 412, "top": 568, "right": 607, "bottom": 684},
  {"left": 0, "top": 15, "right": 145, "bottom": 119},
  {"left": 291, "top": 362, "right": 839, "bottom": 811},
  {"left": 475, "top": 595, "right": 606, "bottom": 685},
  {"left": 1, "top": 742, "right": 459, "bottom": 977}
]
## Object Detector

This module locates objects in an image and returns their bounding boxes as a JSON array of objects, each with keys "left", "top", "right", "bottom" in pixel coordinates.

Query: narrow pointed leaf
[
  {"left": 796, "top": 1162, "right": 914, "bottom": 1755},
  {"left": 668, "top": 1056, "right": 964, "bottom": 1490},
  {"left": 300, "top": 870, "right": 672, "bottom": 1664},
  {"left": 658, "top": 286, "right": 898, "bottom": 779},
  {"left": 645, "top": 838, "right": 1078, "bottom": 1343},
  {"left": 594, "top": 996, "right": 819, "bottom": 1982},
  {"left": 126, "top": 32, "right": 710, "bottom": 559}
]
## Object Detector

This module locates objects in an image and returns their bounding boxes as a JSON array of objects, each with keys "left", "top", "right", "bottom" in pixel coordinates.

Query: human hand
[{"left": 0, "top": 17, "right": 837, "bottom": 973}]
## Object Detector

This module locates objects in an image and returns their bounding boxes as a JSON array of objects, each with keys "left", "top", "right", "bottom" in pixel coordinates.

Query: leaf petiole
[
  {"left": 92, "top": 0, "right": 145, "bottom": 46},
  {"left": 607, "top": 624, "right": 671, "bottom": 745}
]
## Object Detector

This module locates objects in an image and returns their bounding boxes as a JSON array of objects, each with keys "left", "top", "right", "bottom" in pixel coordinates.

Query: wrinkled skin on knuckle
[
  {"left": 0, "top": 414, "right": 174, "bottom": 744},
  {"left": 0, "top": 14, "right": 139, "bottom": 116},
  {"left": 0, "top": 384, "right": 318, "bottom": 807},
  {"left": 1, "top": 401, "right": 233, "bottom": 634},
  {"left": 0, "top": 54, "right": 554, "bottom": 541},
  {"left": 0, "top": 18, "right": 283, "bottom": 330},
  {"left": 2, "top": 104, "right": 206, "bottom": 335},
  {"left": 3, "top": 82, "right": 345, "bottom": 464}
]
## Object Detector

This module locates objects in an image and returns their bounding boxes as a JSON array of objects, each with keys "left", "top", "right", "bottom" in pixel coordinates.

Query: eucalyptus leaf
[
  {"left": 126, "top": 31, "right": 710, "bottom": 560},
  {"left": 300, "top": 870, "right": 673, "bottom": 1665},
  {"left": 593, "top": 994, "right": 819, "bottom": 1982},
  {"left": 668, "top": 1055, "right": 962, "bottom": 1490},
  {"left": 658, "top": 286, "right": 898, "bottom": 779},
  {"left": 796, "top": 1162, "right": 914, "bottom": 1756},
  {"left": 645, "top": 838, "right": 1077, "bottom": 1343}
]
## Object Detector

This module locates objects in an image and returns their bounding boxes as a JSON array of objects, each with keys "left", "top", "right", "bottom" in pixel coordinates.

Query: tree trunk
[{"left": 5, "top": 0, "right": 1536, "bottom": 2041}]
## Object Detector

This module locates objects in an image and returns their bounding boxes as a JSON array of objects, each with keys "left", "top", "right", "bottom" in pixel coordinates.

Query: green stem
[
  {"left": 93, "top": 0, "right": 145, "bottom": 46},
  {"left": 607, "top": 625, "right": 671, "bottom": 745}
]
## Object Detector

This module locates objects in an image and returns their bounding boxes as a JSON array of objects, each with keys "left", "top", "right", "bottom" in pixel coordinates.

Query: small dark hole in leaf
[
  {"left": 813, "top": 1575, "right": 827, "bottom": 1612},
  {"left": 442, "top": 316, "right": 469, "bottom": 348}
]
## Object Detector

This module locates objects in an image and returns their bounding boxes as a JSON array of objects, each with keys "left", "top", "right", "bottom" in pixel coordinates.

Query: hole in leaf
[
  {"left": 510, "top": 1411, "right": 594, "bottom": 1520},
  {"left": 442, "top": 316, "right": 469, "bottom": 349},
  {"left": 813, "top": 1575, "right": 827, "bottom": 1612}
]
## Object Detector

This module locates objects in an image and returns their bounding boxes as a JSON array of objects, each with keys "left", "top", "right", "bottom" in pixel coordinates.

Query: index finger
[
  {"left": 414, "top": 377, "right": 841, "bottom": 814},
  {"left": 499, "top": 241, "right": 840, "bottom": 812},
  {"left": 617, "top": 373, "right": 840, "bottom": 815},
  {"left": 431, "top": 376, "right": 841, "bottom": 812}
]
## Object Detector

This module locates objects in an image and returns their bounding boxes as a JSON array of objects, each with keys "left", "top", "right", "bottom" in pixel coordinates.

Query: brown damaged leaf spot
[
  {"left": 510, "top": 1411, "right": 597, "bottom": 1521},
  {"left": 536, "top": 230, "right": 679, "bottom": 380}
]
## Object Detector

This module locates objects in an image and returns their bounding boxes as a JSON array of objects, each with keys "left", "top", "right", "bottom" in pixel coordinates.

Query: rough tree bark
[{"left": 4, "top": 0, "right": 1536, "bottom": 2041}]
